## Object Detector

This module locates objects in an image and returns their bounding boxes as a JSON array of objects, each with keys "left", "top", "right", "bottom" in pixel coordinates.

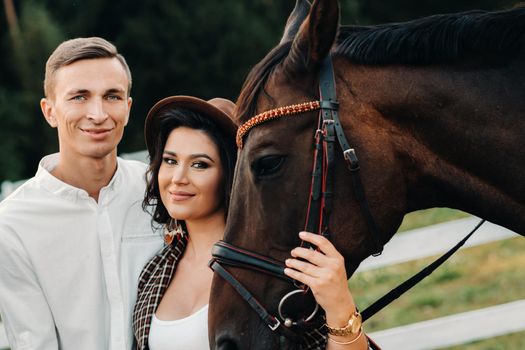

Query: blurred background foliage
[{"left": 0, "top": 0, "right": 517, "bottom": 183}]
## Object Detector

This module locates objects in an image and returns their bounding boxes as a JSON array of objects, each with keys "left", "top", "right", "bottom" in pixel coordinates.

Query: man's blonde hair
[{"left": 44, "top": 37, "right": 132, "bottom": 98}]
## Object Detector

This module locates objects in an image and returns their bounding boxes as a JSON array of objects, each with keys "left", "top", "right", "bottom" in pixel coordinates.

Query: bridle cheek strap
[{"left": 317, "top": 56, "right": 384, "bottom": 256}]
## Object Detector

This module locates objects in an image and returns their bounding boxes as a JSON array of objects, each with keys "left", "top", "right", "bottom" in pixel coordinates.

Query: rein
[{"left": 208, "top": 55, "right": 486, "bottom": 345}]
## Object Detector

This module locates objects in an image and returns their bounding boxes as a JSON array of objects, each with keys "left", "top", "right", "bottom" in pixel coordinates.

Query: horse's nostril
[{"left": 217, "top": 338, "right": 238, "bottom": 350}]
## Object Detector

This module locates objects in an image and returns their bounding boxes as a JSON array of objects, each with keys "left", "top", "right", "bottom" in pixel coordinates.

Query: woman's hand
[{"left": 283, "top": 231, "right": 356, "bottom": 328}]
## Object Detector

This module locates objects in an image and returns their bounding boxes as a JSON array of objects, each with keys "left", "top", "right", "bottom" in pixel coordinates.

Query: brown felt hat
[{"left": 144, "top": 96, "right": 237, "bottom": 157}]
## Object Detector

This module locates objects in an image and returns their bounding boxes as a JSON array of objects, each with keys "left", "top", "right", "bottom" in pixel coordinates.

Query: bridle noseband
[{"left": 209, "top": 55, "right": 384, "bottom": 341}]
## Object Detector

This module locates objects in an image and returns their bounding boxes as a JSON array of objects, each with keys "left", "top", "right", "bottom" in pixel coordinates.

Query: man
[{"left": 0, "top": 37, "right": 163, "bottom": 349}]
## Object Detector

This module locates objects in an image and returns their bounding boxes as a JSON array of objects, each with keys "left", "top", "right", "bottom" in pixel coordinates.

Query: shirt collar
[{"left": 35, "top": 153, "right": 124, "bottom": 203}]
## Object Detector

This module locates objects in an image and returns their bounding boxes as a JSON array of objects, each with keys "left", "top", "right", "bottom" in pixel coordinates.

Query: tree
[{"left": 0, "top": 1, "right": 64, "bottom": 182}]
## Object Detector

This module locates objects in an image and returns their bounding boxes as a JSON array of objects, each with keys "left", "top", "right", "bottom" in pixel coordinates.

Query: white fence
[{"left": 370, "top": 300, "right": 525, "bottom": 349}]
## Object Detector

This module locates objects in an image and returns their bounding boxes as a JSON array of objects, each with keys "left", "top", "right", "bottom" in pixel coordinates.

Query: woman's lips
[{"left": 170, "top": 191, "right": 195, "bottom": 201}]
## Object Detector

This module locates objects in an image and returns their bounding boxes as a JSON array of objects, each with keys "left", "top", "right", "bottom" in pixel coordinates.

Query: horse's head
[{"left": 209, "top": 0, "right": 407, "bottom": 348}]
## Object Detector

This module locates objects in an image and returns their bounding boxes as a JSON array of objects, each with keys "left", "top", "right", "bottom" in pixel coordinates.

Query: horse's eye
[{"left": 252, "top": 155, "right": 286, "bottom": 178}]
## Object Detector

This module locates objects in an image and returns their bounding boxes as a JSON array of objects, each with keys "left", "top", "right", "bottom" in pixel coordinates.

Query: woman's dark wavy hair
[{"left": 143, "top": 107, "right": 237, "bottom": 227}]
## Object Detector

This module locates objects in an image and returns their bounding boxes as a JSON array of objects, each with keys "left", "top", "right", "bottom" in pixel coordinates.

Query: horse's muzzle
[{"left": 216, "top": 338, "right": 238, "bottom": 350}]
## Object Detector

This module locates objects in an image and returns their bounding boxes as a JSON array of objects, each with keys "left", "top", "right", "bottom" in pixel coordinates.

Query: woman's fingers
[
  {"left": 288, "top": 247, "right": 344, "bottom": 278},
  {"left": 290, "top": 246, "right": 327, "bottom": 267},
  {"left": 283, "top": 267, "right": 315, "bottom": 287},
  {"left": 298, "top": 231, "right": 341, "bottom": 257},
  {"left": 290, "top": 232, "right": 344, "bottom": 271},
  {"left": 285, "top": 256, "right": 323, "bottom": 277},
  {"left": 284, "top": 231, "right": 349, "bottom": 298}
]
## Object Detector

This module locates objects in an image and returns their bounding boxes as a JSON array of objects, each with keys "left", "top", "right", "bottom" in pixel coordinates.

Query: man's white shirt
[{"left": 0, "top": 153, "right": 163, "bottom": 349}]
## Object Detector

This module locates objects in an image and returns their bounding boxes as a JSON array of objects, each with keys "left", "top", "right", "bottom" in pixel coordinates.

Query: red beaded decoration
[{"left": 236, "top": 101, "right": 321, "bottom": 148}]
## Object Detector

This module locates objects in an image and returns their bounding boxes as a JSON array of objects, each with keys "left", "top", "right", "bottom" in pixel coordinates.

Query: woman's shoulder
[{"left": 137, "top": 236, "right": 188, "bottom": 291}]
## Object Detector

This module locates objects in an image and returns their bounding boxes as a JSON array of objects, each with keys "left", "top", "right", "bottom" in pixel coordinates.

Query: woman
[{"left": 133, "top": 95, "right": 372, "bottom": 350}]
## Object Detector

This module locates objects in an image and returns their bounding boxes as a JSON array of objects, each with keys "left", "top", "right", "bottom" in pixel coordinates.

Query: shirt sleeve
[{"left": 0, "top": 228, "right": 59, "bottom": 350}]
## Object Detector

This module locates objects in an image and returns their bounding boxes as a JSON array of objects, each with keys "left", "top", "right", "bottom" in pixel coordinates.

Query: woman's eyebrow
[
  {"left": 190, "top": 153, "right": 215, "bottom": 163},
  {"left": 162, "top": 151, "right": 215, "bottom": 163}
]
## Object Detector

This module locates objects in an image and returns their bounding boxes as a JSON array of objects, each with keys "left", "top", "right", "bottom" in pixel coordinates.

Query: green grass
[
  {"left": 447, "top": 331, "right": 525, "bottom": 350},
  {"left": 351, "top": 208, "right": 525, "bottom": 349}
]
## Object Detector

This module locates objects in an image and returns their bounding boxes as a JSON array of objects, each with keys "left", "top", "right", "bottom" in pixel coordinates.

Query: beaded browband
[{"left": 236, "top": 101, "right": 321, "bottom": 148}]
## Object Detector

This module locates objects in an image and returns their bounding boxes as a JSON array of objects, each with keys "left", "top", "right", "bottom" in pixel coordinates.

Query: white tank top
[{"left": 148, "top": 304, "right": 210, "bottom": 350}]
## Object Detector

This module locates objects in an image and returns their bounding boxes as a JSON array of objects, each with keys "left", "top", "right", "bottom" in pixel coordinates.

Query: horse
[{"left": 209, "top": 0, "right": 525, "bottom": 349}]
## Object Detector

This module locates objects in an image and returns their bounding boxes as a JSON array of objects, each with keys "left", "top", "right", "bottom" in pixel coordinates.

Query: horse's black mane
[
  {"left": 236, "top": 7, "right": 525, "bottom": 122},
  {"left": 337, "top": 7, "right": 525, "bottom": 64}
]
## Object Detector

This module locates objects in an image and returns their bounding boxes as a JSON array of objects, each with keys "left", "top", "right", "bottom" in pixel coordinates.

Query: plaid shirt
[
  {"left": 132, "top": 236, "right": 376, "bottom": 350},
  {"left": 133, "top": 234, "right": 188, "bottom": 350}
]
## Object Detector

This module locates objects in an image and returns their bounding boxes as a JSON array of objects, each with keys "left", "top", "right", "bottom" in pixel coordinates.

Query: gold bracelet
[{"left": 327, "top": 329, "right": 363, "bottom": 345}]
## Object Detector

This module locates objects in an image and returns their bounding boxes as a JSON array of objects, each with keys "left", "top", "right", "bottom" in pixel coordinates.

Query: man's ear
[
  {"left": 40, "top": 98, "right": 57, "bottom": 128},
  {"left": 124, "top": 96, "right": 132, "bottom": 126}
]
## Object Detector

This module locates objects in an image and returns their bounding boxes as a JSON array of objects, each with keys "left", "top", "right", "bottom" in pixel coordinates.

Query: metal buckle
[
  {"left": 343, "top": 148, "right": 359, "bottom": 171},
  {"left": 269, "top": 317, "right": 281, "bottom": 331}
]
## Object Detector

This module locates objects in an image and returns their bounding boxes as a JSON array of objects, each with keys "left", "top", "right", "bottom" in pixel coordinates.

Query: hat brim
[{"left": 144, "top": 95, "right": 237, "bottom": 158}]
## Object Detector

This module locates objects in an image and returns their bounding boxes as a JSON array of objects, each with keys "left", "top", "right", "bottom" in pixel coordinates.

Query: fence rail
[
  {"left": 357, "top": 217, "right": 517, "bottom": 272},
  {"left": 369, "top": 300, "right": 525, "bottom": 349}
]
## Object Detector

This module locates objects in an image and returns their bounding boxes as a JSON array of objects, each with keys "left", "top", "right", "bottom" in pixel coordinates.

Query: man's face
[{"left": 41, "top": 58, "right": 132, "bottom": 161}]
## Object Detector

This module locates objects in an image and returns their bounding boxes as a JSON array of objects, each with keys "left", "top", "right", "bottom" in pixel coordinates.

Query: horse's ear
[
  {"left": 279, "top": 0, "right": 312, "bottom": 44},
  {"left": 283, "top": 0, "right": 339, "bottom": 73}
]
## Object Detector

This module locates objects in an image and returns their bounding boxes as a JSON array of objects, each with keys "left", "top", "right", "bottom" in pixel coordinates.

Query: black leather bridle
[
  {"left": 209, "top": 55, "right": 383, "bottom": 341},
  {"left": 208, "top": 54, "right": 486, "bottom": 344}
]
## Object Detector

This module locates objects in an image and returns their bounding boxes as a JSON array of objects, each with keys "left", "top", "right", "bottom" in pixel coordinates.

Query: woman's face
[{"left": 158, "top": 126, "right": 225, "bottom": 222}]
